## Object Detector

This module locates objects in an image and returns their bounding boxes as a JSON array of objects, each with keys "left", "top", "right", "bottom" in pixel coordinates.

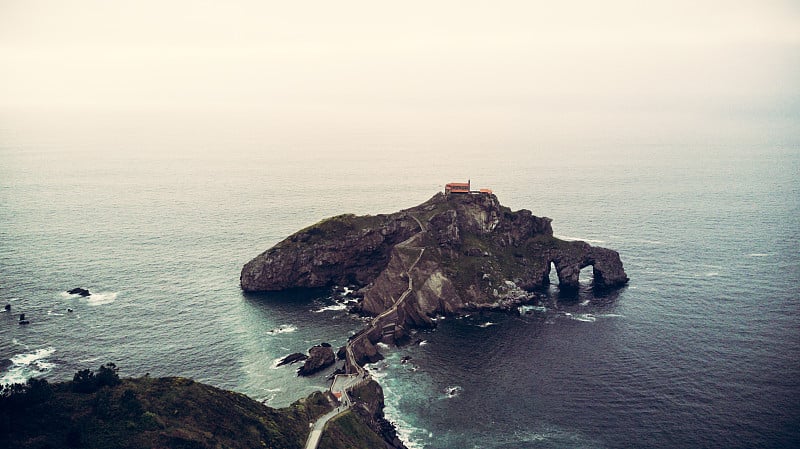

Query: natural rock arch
[{"left": 545, "top": 242, "right": 629, "bottom": 290}]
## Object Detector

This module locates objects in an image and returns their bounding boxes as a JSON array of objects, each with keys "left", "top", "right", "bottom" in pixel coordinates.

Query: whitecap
[
  {"left": 519, "top": 305, "right": 547, "bottom": 314},
  {"left": 596, "top": 313, "right": 625, "bottom": 318},
  {"left": 571, "top": 313, "right": 596, "bottom": 322},
  {"left": 477, "top": 322, "right": 496, "bottom": 328},
  {"left": 705, "top": 272, "right": 719, "bottom": 277},
  {"left": 377, "top": 342, "right": 390, "bottom": 349},
  {"left": 270, "top": 357, "right": 285, "bottom": 369},
  {"left": 1, "top": 347, "right": 57, "bottom": 385},
  {"left": 418, "top": 340, "right": 429, "bottom": 346},
  {"left": 554, "top": 235, "right": 606, "bottom": 244},
  {"left": 312, "top": 303, "right": 348, "bottom": 313},
  {"left": 579, "top": 299, "right": 590, "bottom": 306},
  {"left": 443, "top": 385, "right": 462, "bottom": 398},
  {"left": 747, "top": 253, "right": 771, "bottom": 257},
  {"left": 267, "top": 325, "right": 297, "bottom": 335},
  {"left": 85, "top": 291, "right": 118, "bottom": 306}
]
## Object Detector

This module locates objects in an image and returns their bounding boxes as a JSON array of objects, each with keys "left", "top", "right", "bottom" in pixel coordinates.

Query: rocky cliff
[{"left": 242, "top": 192, "right": 628, "bottom": 333}]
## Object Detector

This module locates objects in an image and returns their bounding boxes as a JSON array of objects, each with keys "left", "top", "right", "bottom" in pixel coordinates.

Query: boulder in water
[
  {"left": 298, "top": 344, "right": 335, "bottom": 376},
  {"left": 276, "top": 352, "right": 308, "bottom": 367},
  {"left": 68, "top": 288, "right": 91, "bottom": 297}
]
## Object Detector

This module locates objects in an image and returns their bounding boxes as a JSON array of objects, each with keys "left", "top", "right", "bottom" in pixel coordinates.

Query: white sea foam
[
  {"left": 385, "top": 409, "right": 427, "bottom": 449},
  {"left": 270, "top": 357, "right": 285, "bottom": 369},
  {"left": 61, "top": 290, "right": 118, "bottom": 305},
  {"left": 267, "top": 325, "right": 297, "bottom": 335},
  {"left": 477, "top": 322, "right": 496, "bottom": 328},
  {"left": 747, "top": 253, "right": 771, "bottom": 257},
  {"left": 571, "top": 313, "right": 596, "bottom": 322},
  {"left": 519, "top": 305, "right": 547, "bottom": 314},
  {"left": 443, "top": 385, "right": 462, "bottom": 398},
  {"left": 705, "top": 272, "right": 719, "bottom": 277},
  {"left": 86, "top": 291, "right": 118, "bottom": 306},
  {"left": 367, "top": 369, "right": 427, "bottom": 449},
  {"left": 418, "top": 340, "right": 428, "bottom": 346},
  {"left": 312, "top": 302, "right": 347, "bottom": 313},
  {"left": 579, "top": 299, "right": 590, "bottom": 306},
  {"left": 554, "top": 235, "right": 606, "bottom": 244},
  {"left": 1, "top": 347, "right": 57, "bottom": 385}
]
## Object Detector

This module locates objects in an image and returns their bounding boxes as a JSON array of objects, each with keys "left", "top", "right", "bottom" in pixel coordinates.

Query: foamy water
[{"left": 1, "top": 347, "right": 57, "bottom": 385}]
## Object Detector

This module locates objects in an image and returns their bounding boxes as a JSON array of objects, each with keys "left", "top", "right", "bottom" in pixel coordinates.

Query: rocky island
[{"left": 242, "top": 189, "right": 627, "bottom": 367}]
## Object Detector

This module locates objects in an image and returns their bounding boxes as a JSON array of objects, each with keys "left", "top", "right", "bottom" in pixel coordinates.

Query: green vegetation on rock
[
  {"left": 318, "top": 412, "right": 386, "bottom": 449},
  {"left": 0, "top": 366, "right": 340, "bottom": 449}
]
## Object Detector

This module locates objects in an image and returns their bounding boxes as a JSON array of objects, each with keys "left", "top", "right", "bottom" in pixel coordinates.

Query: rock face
[
  {"left": 241, "top": 213, "right": 420, "bottom": 292},
  {"left": 242, "top": 192, "right": 628, "bottom": 337},
  {"left": 347, "top": 380, "right": 407, "bottom": 449},
  {"left": 297, "top": 344, "right": 335, "bottom": 376}
]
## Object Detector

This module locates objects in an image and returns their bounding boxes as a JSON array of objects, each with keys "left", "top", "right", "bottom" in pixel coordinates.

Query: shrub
[
  {"left": 72, "top": 363, "right": 121, "bottom": 393},
  {"left": 25, "top": 377, "right": 52, "bottom": 403},
  {"left": 96, "top": 362, "right": 121, "bottom": 387},
  {"left": 72, "top": 368, "right": 97, "bottom": 393}
]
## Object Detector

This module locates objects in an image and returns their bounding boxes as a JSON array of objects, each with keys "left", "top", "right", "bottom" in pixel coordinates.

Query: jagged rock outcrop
[
  {"left": 297, "top": 344, "right": 335, "bottom": 376},
  {"left": 346, "top": 380, "right": 407, "bottom": 449},
  {"left": 242, "top": 192, "right": 628, "bottom": 340},
  {"left": 276, "top": 352, "right": 307, "bottom": 367}
]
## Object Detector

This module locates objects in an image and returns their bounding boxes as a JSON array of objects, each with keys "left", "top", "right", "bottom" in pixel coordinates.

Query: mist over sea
[{"left": 1, "top": 114, "right": 798, "bottom": 448}]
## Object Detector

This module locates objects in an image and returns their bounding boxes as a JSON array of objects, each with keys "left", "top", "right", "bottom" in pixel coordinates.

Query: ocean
[{"left": 1, "top": 117, "right": 798, "bottom": 448}]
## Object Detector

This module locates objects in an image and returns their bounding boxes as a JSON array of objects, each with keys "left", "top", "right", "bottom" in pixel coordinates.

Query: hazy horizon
[{"left": 2, "top": 1, "right": 799, "bottom": 150}]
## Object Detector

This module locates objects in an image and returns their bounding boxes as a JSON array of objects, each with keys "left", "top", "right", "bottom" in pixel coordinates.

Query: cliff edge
[{"left": 241, "top": 192, "right": 628, "bottom": 334}]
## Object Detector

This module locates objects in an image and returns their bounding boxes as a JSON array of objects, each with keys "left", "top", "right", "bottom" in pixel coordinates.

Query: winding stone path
[{"left": 304, "top": 214, "right": 427, "bottom": 449}]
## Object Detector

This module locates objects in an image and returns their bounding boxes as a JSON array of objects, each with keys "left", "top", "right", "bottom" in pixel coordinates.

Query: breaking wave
[
  {"left": 266, "top": 325, "right": 297, "bottom": 335},
  {"left": 1, "top": 347, "right": 57, "bottom": 385},
  {"left": 554, "top": 235, "right": 606, "bottom": 244},
  {"left": 61, "top": 290, "right": 118, "bottom": 306},
  {"left": 312, "top": 302, "right": 348, "bottom": 313}
]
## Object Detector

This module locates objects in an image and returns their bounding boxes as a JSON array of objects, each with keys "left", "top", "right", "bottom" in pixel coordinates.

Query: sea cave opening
[
  {"left": 580, "top": 265, "right": 594, "bottom": 287},
  {"left": 548, "top": 261, "right": 559, "bottom": 286}
]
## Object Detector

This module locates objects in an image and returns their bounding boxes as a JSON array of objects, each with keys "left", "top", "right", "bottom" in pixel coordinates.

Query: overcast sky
[{"left": 1, "top": 1, "right": 798, "bottom": 146}]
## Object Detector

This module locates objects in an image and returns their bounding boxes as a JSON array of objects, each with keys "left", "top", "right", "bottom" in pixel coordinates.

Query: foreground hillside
[{"left": 0, "top": 366, "right": 394, "bottom": 449}]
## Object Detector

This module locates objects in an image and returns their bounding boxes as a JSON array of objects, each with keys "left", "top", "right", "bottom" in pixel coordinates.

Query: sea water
[{"left": 1, "top": 118, "right": 798, "bottom": 448}]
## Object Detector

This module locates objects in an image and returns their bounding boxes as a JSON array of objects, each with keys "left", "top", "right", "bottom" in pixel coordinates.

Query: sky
[{"left": 1, "top": 0, "right": 799, "bottom": 147}]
